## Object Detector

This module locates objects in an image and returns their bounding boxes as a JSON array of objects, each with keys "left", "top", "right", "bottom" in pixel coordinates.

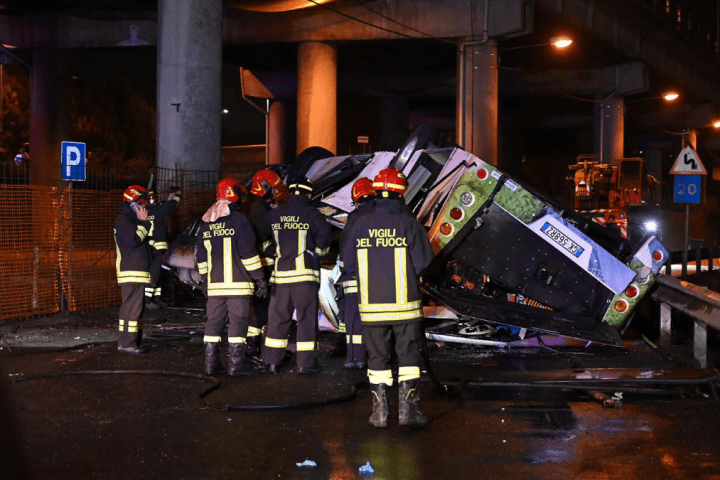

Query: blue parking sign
[
  {"left": 674, "top": 174, "right": 701, "bottom": 204},
  {"left": 61, "top": 141, "right": 86, "bottom": 181}
]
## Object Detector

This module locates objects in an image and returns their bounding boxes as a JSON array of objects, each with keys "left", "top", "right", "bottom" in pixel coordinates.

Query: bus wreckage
[{"left": 166, "top": 127, "right": 669, "bottom": 348}]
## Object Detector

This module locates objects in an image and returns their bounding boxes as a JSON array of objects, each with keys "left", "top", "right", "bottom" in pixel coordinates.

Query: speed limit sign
[{"left": 674, "top": 175, "right": 701, "bottom": 203}]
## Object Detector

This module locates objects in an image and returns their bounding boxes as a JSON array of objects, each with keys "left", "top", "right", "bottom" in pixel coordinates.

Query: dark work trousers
[
  {"left": 363, "top": 322, "right": 423, "bottom": 385},
  {"left": 204, "top": 296, "right": 252, "bottom": 344},
  {"left": 249, "top": 293, "right": 270, "bottom": 343},
  {"left": 145, "top": 248, "right": 164, "bottom": 300},
  {"left": 248, "top": 266, "right": 272, "bottom": 349},
  {"left": 264, "top": 283, "right": 319, "bottom": 369},
  {"left": 118, "top": 284, "right": 145, "bottom": 348},
  {"left": 344, "top": 293, "right": 365, "bottom": 364}
]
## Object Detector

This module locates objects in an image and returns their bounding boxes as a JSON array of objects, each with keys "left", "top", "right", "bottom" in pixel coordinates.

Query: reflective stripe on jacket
[
  {"left": 267, "top": 194, "right": 332, "bottom": 285},
  {"left": 147, "top": 194, "right": 181, "bottom": 251},
  {"left": 342, "top": 198, "right": 433, "bottom": 325},
  {"left": 337, "top": 199, "right": 374, "bottom": 289},
  {"left": 195, "top": 206, "right": 264, "bottom": 297},
  {"left": 114, "top": 202, "right": 152, "bottom": 285}
]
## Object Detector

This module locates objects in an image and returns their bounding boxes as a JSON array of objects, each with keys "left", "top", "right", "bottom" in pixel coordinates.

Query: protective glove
[
  {"left": 254, "top": 278, "right": 269, "bottom": 298},
  {"left": 168, "top": 190, "right": 182, "bottom": 202}
]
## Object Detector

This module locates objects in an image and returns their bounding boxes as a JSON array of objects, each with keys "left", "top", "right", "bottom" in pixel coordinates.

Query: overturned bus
[{"left": 167, "top": 127, "right": 669, "bottom": 347}]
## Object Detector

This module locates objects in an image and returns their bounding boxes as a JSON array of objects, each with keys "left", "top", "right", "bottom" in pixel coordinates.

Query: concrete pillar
[
  {"left": 597, "top": 96, "right": 625, "bottom": 164},
  {"left": 268, "top": 100, "right": 285, "bottom": 164},
  {"left": 157, "top": 0, "right": 222, "bottom": 179},
  {"left": 297, "top": 41, "right": 336, "bottom": 155},
  {"left": 380, "top": 96, "right": 409, "bottom": 152},
  {"left": 29, "top": 48, "right": 68, "bottom": 187},
  {"left": 456, "top": 40, "right": 498, "bottom": 166}
]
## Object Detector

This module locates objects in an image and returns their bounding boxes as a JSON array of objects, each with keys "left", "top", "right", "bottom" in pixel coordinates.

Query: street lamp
[
  {"left": 550, "top": 36, "right": 573, "bottom": 48},
  {"left": 502, "top": 36, "right": 573, "bottom": 52},
  {"left": 626, "top": 91, "right": 680, "bottom": 104}
]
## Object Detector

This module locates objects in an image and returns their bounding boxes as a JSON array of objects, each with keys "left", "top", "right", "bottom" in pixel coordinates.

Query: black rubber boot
[
  {"left": 246, "top": 336, "right": 260, "bottom": 357},
  {"left": 145, "top": 296, "right": 160, "bottom": 310},
  {"left": 228, "top": 343, "right": 256, "bottom": 377},
  {"left": 118, "top": 332, "right": 145, "bottom": 354},
  {"left": 398, "top": 380, "right": 428, "bottom": 427},
  {"left": 369, "top": 383, "right": 390, "bottom": 428},
  {"left": 152, "top": 297, "right": 168, "bottom": 308},
  {"left": 204, "top": 342, "right": 226, "bottom": 376}
]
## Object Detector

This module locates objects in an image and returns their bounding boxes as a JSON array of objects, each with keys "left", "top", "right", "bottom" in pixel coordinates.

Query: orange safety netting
[
  {"left": 166, "top": 189, "right": 216, "bottom": 237},
  {"left": 0, "top": 185, "right": 225, "bottom": 322},
  {"left": 0, "top": 185, "right": 61, "bottom": 320},
  {"left": 59, "top": 188, "right": 123, "bottom": 313}
]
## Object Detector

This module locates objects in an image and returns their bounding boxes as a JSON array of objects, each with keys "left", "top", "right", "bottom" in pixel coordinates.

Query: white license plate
[{"left": 540, "top": 222, "right": 584, "bottom": 258}]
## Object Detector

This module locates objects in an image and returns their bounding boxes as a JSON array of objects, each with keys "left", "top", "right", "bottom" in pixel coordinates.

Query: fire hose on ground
[{"left": 2, "top": 329, "right": 719, "bottom": 412}]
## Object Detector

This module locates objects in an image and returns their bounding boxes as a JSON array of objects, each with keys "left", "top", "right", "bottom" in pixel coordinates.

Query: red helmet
[
  {"left": 216, "top": 177, "right": 245, "bottom": 202},
  {"left": 250, "top": 169, "right": 283, "bottom": 196},
  {"left": 373, "top": 167, "right": 407, "bottom": 194},
  {"left": 351, "top": 177, "right": 376, "bottom": 203},
  {"left": 123, "top": 185, "right": 148, "bottom": 204}
]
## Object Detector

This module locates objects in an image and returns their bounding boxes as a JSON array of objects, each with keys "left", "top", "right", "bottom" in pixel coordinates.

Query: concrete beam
[
  {"left": 1, "top": 0, "right": 532, "bottom": 48},
  {"left": 633, "top": 103, "right": 717, "bottom": 132},
  {"left": 0, "top": 13, "right": 156, "bottom": 48},
  {"left": 514, "top": 61, "right": 648, "bottom": 98},
  {"left": 224, "top": 0, "right": 530, "bottom": 43},
  {"left": 536, "top": 0, "right": 720, "bottom": 108}
]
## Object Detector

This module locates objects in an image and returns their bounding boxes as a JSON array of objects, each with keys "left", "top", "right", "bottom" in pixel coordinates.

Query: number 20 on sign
[{"left": 674, "top": 175, "right": 701, "bottom": 204}]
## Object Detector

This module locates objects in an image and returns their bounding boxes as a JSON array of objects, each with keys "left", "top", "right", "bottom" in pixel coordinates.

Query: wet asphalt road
[{"left": 1, "top": 306, "right": 720, "bottom": 480}]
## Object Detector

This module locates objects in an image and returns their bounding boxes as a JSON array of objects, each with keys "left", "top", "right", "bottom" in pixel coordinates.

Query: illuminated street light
[
  {"left": 550, "top": 36, "right": 573, "bottom": 48},
  {"left": 714, "top": 120, "right": 720, "bottom": 128},
  {"left": 626, "top": 91, "right": 680, "bottom": 105},
  {"left": 502, "top": 36, "right": 574, "bottom": 52}
]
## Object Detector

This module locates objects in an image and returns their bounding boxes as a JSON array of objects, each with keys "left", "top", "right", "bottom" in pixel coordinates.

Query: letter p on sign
[{"left": 61, "top": 141, "right": 87, "bottom": 181}]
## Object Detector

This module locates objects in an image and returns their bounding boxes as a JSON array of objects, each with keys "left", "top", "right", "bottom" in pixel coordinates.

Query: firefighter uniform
[
  {"left": 145, "top": 191, "right": 181, "bottom": 306},
  {"left": 114, "top": 190, "right": 153, "bottom": 353},
  {"left": 337, "top": 194, "right": 375, "bottom": 369},
  {"left": 244, "top": 192, "right": 275, "bottom": 356},
  {"left": 196, "top": 178, "right": 267, "bottom": 376},
  {"left": 263, "top": 180, "right": 332, "bottom": 373},
  {"left": 342, "top": 167, "right": 434, "bottom": 427}
]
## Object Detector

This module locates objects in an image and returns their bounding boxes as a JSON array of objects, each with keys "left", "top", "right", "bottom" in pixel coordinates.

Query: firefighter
[
  {"left": 114, "top": 185, "right": 153, "bottom": 354},
  {"left": 195, "top": 178, "right": 269, "bottom": 376},
  {"left": 243, "top": 169, "right": 285, "bottom": 360},
  {"left": 342, "top": 167, "right": 434, "bottom": 428},
  {"left": 263, "top": 176, "right": 332, "bottom": 374},
  {"left": 336, "top": 177, "right": 376, "bottom": 370},
  {"left": 145, "top": 188, "right": 182, "bottom": 309}
]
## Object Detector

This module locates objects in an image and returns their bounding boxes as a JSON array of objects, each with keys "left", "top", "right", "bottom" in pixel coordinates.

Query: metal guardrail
[
  {"left": 669, "top": 248, "right": 720, "bottom": 278},
  {"left": 652, "top": 274, "right": 720, "bottom": 368}
]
